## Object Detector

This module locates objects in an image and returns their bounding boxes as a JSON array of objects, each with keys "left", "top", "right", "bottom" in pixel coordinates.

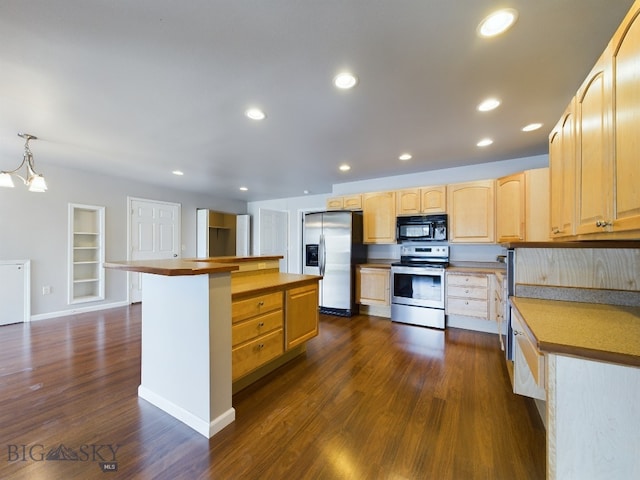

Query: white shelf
[{"left": 68, "top": 204, "right": 105, "bottom": 304}]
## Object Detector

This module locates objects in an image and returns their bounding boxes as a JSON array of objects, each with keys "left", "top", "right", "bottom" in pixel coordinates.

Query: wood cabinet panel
[
  {"left": 511, "top": 309, "right": 545, "bottom": 400},
  {"left": 421, "top": 185, "right": 447, "bottom": 213},
  {"left": 446, "top": 298, "right": 489, "bottom": 318},
  {"left": 232, "top": 329, "right": 284, "bottom": 380},
  {"left": 232, "top": 309, "right": 283, "bottom": 346},
  {"left": 232, "top": 291, "right": 283, "bottom": 323},
  {"left": 612, "top": 7, "right": 640, "bottom": 234},
  {"left": 326, "top": 194, "right": 362, "bottom": 211},
  {"left": 356, "top": 267, "right": 390, "bottom": 306},
  {"left": 525, "top": 168, "right": 551, "bottom": 241},
  {"left": 496, "top": 172, "right": 526, "bottom": 242},
  {"left": 326, "top": 197, "right": 344, "bottom": 210},
  {"left": 396, "top": 189, "right": 421, "bottom": 215},
  {"left": 549, "top": 103, "right": 576, "bottom": 238},
  {"left": 576, "top": 50, "right": 612, "bottom": 235},
  {"left": 285, "top": 283, "right": 319, "bottom": 350},
  {"left": 446, "top": 272, "right": 490, "bottom": 320},
  {"left": 363, "top": 191, "right": 396, "bottom": 243},
  {"left": 447, "top": 285, "right": 488, "bottom": 300},
  {"left": 448, "top": 180, "right": 495, "bottom": 243}
]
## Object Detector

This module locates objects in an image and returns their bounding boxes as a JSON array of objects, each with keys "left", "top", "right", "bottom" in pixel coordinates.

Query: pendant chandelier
[{"left": 0, "top": 133, "right": 48, "bottom": 192}]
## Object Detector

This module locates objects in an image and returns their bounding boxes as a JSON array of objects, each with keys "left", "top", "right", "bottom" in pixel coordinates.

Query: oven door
[{"left": 391, "top": 265, "right": 445, "bottom": 309}]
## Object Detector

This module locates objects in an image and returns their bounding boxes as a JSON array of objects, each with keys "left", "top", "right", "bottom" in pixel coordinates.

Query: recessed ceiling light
[
  {"left": 477, "top": 138, "right": 494, "bottom": 147},
  {"left": 245, "top": 108, "right": 266, "bottom": 120},
  {"left": 172, "top": 170, "right": 184, "bottom": 176},
  {"left": 522, "top": 123, "right": 543, "bottom": 132},
  {"left": 303, "top": 190, "right": 309, "bottom": 195},
  {"left": 239, "top": 186, "right": 248, "bottom": 191},
  {"left": 478, "top": 9, "right": 518, "bottom": 38},
  {"left": 339, "top": 164, "right": 351, "bottom": 172},
  {"left": 399, "top": 153, "right": 412, "bottom": 161},
  {"left": 477, "top": 98, "right": 501, "bottom": 112},
  {"left": 334, "top": 72, "right": 358, "bottom": 89}
]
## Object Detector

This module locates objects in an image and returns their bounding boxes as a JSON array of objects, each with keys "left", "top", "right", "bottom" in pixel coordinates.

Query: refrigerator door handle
[{"left": 319, "top": 234, "right": 326, "bottom": 276}]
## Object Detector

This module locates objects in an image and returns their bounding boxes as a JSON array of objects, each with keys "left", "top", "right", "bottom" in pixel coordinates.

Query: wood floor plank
[{"left": 0, "top": 305, "right": 545, "bottom": 479}]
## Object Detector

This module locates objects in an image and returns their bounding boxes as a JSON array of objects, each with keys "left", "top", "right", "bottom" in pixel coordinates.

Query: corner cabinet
[{"left": 68, "top": 204, "right": 105, "bottom": 304}]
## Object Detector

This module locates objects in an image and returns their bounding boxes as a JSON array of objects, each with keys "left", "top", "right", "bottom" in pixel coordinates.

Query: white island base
[{"left": 137, "top": 272, "right": 235, "bottom": 438}]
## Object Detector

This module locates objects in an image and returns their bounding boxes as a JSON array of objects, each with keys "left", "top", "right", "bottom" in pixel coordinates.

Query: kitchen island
[
  {"left": 510, "top": 297, "right": 640, "bottom": 479},
  {"left": 104, "top": 257, "right": 321, "bottom": 438}
]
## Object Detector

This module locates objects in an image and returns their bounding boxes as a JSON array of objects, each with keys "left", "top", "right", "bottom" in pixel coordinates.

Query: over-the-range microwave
[{"left": 396, "top": 214, "right": 447, "bottom": 242}]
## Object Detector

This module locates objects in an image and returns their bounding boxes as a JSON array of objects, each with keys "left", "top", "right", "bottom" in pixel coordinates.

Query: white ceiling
[{"left": 0, "top": 1, "right": 634, "bottom": 201}]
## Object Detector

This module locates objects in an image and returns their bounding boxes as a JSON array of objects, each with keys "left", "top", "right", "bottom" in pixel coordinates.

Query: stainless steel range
[{"left": 391, "top": 245, "right": 448, "bottom": 329}]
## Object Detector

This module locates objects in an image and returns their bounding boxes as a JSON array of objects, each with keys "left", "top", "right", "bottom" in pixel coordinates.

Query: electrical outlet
[{"left": 42, "top": 286, "right": 52, "bottom": 295}]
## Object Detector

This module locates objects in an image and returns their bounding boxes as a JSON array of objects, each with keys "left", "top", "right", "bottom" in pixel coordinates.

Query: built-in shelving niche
[{"left": 68, "top": 203, "right": 105, "bottom": 304}]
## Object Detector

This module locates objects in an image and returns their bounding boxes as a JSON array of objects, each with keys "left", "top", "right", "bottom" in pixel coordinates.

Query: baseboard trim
[
  {"left": 30, "top": 301, "right": 130, "bottom": 322},
  {"left": 138, "top": 385, "right": 235, "bottom": 439}
]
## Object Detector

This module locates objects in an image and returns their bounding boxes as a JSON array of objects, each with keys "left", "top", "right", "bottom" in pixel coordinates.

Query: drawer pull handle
[
  {"left": 258, "top": 322, "right": 265, "bottom": 327},
  {"left": 465, "top": 301, "right": 469, "bottom": 305},
  {"left": 258, "top": 301, "right": 265, "bottom": 307},
  {"left": 465, "top": 289, "right": 470, "bottom": 294},
  {"left": 257, "top": 343, "right": 265, "bottom": 350}
]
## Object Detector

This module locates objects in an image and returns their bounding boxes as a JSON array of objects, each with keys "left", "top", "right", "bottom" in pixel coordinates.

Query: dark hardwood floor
[{"left": 0, "top": 305, "right": 545, "bottom": 479}]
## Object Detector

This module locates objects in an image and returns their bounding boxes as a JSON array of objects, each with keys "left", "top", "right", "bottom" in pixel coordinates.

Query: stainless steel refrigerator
[{"left": 303, "top": 211, "right": 366, "bottom": 316}]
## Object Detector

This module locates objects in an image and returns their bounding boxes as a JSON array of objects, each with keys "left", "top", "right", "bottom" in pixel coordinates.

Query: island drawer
[
  {"left": 232, "top": 329, "right": 284, "bottom": 380},
  {"left": 232, "top": 291, "right": 283, "bottom": 323},
  {"left": 232, "top": 310, "right": 283, "bottom": 346}
]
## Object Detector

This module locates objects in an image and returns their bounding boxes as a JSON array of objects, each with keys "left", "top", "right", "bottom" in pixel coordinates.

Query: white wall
[
  {"left": 0, "top": 163, "right": 246, "bottom": 319},
  {"left": 248, "top": 154, "right": 548, "bottom": 273}
]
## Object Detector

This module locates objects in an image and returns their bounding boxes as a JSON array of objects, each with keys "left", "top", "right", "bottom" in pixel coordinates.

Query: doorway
[{"left": 127, "top": 197, "right": 181, "bottom": 303}]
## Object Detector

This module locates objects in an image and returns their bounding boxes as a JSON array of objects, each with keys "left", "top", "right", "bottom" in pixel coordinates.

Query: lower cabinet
[
  {"left": 356, "top": 266, "right": 390, "bottom": 306},
  {"left": 446, "top": 272, "right": 490, "bottom": 319},
  {"left": 285, "top": 283, "right": 319, "bottom": 350},
  {"left": 231, "top": 281, "right": 319, "bottom": 381},
  {"left": 511, "top": 308, "right": 546, "bottom": 400}
]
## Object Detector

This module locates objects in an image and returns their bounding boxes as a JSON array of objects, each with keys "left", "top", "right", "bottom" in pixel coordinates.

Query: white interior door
[
  {"left": 258, "top": 208, "right": 288, "bottom": 272},
  {"left": 128, "top": 197, "right": 181, "bottom": 303}
]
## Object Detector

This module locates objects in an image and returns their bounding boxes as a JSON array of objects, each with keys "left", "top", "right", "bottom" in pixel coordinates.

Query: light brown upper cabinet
[
  {"left": 448, "top": 180, "right": 495, "bottom": 243},
  {"left": 420, "top": 185, "right": 447, "bottom": 214},
  {"left": 396, "top": 188, "right": 421, "bottom": 215},
  {"left": 396, "top": 185, "right": 446, "bottom": 215},
  {"left": 576, "top": 49, "right": 613, "bottom": 236},
  {"left": 326, "top": 194, "right": 363, "bottom": 211},
  {"left": 363, "top": 191, "right": 396, "bottom": 244},
  {"left": 550, "top": 1, "right": 640, "bottom": 240},
  {"left": 549, "top": 101, "right": 576, "bottom": 239},
  {"left": 496, "top": 168, "right": 550, "bottom": 243},
  {"left": 496, "top": 173, "right": 526, "bottom": 242},
  {"left": 610, "top": 5, "right": 640, "bottom": 236},
  {"left": 524, "top": 168, "right": 551, "bottom": 241}
]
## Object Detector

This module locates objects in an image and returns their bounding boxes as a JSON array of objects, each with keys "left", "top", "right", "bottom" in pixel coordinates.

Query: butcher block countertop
[
  {"left": 231, "top": 272, "right": 322, "bottom": 299},
  {"left": 510, "top": 296, "right": 640, "bottom": 368},
  {"left": 103, "top": 259, "right": 239, "bottom": 276}
]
